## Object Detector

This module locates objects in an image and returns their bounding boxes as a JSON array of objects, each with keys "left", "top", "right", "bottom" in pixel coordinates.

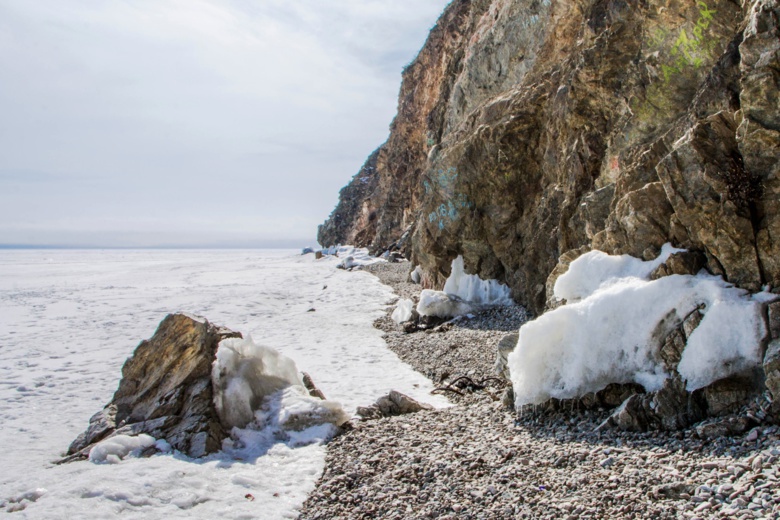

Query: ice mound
[
  {"left": 509, "top": 246, "right": 768, "bottom": 406},
  {"left": 89, "top": 434, "right": 157, "bottom": 464},
  {"left": 443, "top": 256, "right": 513, "bottom": 305},
  {"left": 392, "top": 298, "right": 415, "bottom": 324},
  {"left": 417, "top": 256, "right": 512, "bottom": 318},
  {"left": 212, "top": 336, "right": 347, "bottom": 435}
]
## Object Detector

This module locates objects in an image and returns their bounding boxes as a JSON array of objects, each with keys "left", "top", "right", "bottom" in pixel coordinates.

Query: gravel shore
[{"left": 298, "top": 262, "right": 780, "bottom": 520}]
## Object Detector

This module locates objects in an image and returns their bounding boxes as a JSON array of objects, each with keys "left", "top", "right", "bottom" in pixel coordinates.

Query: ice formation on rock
[
  {"left": 212, "top": 336, "right": 348, "bottom": 433},
  {"left": 509, "top": 246, "right": 769, "bottom": 406},
  {"left": 417, "top": 256, "right": 512, "bottom": 318}
]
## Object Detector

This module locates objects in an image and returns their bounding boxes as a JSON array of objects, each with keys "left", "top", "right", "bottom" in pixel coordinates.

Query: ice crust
[
  {"left": 417, "top": 256, "right": 512, "bottom": 317},
  {"left": 509, "top": 246, "right": 768, "bottom": 406}
]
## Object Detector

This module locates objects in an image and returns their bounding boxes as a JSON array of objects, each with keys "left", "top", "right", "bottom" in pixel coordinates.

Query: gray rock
[
  {"left": 763, "top": 339, "right": 780, "bottom": 406},
  {"left": 695, "top": 416, "right": 755, "bottom": 439},
  {"left": 356, "top": 390, "right": 434, "bottom": 421},
  {"left": 768, "top": 302, "right": 780, "bottom": 341},
  {"left": 494, "top": 333, "right": 518, "bottom": 381}
]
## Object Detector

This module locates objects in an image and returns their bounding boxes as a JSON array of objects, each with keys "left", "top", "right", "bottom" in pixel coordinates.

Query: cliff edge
[{"left": 319, "top": 0, "right": 780, "bottom": 316}]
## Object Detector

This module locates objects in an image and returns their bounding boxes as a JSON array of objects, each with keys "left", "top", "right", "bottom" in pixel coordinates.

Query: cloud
[{"left": 0, "top": 0, "right": 451, "bottom": 247}]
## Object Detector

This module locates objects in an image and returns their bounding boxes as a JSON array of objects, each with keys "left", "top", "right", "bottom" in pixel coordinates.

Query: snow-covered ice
[
  {"left": 0, "top": 249, "right": 448, "bottom": 518},
  {"left": 509, "top": 246, "right": 770, "bottom": 405}
]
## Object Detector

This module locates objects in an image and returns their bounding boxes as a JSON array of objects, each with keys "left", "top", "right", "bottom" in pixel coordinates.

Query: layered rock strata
[{"left": 65, "top": 313, "right": 241, "bottom": 460}]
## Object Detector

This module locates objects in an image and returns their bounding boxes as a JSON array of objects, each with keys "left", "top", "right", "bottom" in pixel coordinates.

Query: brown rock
[
  {"left": 318, "top": 0, "right": 763, "bottom": 316},
  {"left": 768, "top": 302, "right": 780, "bottom": 340},
  {"left": 650, "top": 251, "right": 708, "bottom": 280},
  {"left": 66, "top": 313, "right": 241, "bottom": 460},
  {"left": 659, "top": 329, "right": 686, "bottom": 373}
]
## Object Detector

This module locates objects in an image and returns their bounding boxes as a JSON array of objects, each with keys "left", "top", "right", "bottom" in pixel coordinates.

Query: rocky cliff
[{"left": 319, "top": 0, "right": 780, "bottom": 316}]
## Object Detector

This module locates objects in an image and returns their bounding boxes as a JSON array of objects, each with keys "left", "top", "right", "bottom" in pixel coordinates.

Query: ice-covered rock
[
  {"left": 66, "top": 313, "right": 348, "bottom": 462},
  {"left": 66, "top": 313, "right": 242, "bottom": 460},
  {"left": 416, "top": 289, "right": 473, "bottom": 318},
  {"left": 212, "top": 336, "right": 347, "bottom": 432},
  {"left": 391, "top": 298, "right": 415, "bottom": 324},
  {"left": 509, "top": 247, "right": 769, "bottom": 407},
  {"left": 410, "top": 265, "right": 423, "bottom": 284}
]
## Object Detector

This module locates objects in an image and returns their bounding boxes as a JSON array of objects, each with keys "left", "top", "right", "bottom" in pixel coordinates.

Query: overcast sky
[{"left": 0, "top": 0, "right": 450, "bottom": 248}]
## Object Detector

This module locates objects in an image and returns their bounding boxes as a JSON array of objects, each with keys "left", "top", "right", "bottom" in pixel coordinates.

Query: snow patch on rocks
[{"left": 509, "top": 246, "right": 769, "bottom": 406}]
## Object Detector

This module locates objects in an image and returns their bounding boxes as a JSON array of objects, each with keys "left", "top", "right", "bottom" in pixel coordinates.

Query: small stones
[{"left": 299, "top": 261, "right": 780, "bottom": 520}]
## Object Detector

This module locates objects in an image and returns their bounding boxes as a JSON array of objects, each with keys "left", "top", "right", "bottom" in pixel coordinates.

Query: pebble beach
[{"left": 299, "top": 262, "right": 780, "bottom": 520}]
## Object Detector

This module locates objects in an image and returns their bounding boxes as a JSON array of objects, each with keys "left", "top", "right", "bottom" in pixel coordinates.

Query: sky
[{"left": 0, "top": 0, "right": 451, "bottom": 248}]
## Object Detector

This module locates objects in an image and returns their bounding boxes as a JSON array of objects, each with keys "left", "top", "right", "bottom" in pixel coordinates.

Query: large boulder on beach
[
  {"left": 65, "top": 313, "right": 349, "bottom": 462},
  {"left": 67, "top": 313, "right": 242, "bottom": 459}
]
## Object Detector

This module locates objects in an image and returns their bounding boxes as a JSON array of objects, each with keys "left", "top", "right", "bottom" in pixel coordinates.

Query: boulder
[
  {"left": 695, "top": 416, "right": 756, "bottom": 439},
  {"left": 356, "top": 391, "right": 433, "bottom": 421},
  {"left": 66, "top": 313, "right": 241, "bottom": 460},
  {"left": 494, "top": 333, "right": 518, "bottom": 382}
]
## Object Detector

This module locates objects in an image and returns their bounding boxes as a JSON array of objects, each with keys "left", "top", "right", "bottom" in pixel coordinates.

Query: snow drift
[
  {"left": 508, "top": 246, "right": 769, "bottom": 406},
  {"left": 417, "top": 256, "right": 512, "bottom": 318}
]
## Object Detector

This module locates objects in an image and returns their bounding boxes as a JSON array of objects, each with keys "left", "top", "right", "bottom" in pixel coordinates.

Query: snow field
[{"left": 0, "top": 249, "right": 448, "bottom": 518}]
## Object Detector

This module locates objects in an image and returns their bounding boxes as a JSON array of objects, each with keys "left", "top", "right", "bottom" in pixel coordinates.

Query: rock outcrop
[
  {"left": 319, "top": 0, "right": 780, "bottom": 317},
  {"left": 66, "top": 313, "right": 241, "bottom": 460}
]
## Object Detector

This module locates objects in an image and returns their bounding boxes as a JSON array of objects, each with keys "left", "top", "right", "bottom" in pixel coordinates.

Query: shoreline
[{"left": 299, "top": 261, "right": 780, "bottom": 519}]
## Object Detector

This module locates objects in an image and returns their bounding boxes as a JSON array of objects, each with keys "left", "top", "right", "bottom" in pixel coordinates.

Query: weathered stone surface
[
  {"left": 494, "top": 332, "right": 518, "bottom": 382},
  {"left": 768, "top": 302, "right": 780, "bottom": 340},
  {"left": 656, "top": 112, "right": 763, "bottom": 290},
  {"left": 302, "top": 372, "right": 327, "bottom": 400},
  {"left": 763, "top": 339, "right": 780, "bottom": 405},
  {"left": 650, "top": 251, "right": 708, "bottom": 280},
  {"left": 738, "top": 0, "right": 780, "bottom": 290},
  {"left": 600, "top": 378, "right": 705, "bottom": 432},
  {"left": 695, "top": 416, "right": 755, "bottom": 439},
  {"left": 356, "top": 391, "right": 434, "bottom": 421},
  {"left": 659, "top": 329, "right": 686, "bottom": 373},
  {"left": 697, "top": 371, "right": 763, "bottom": 416},
  {"left": 66, "top": 313, "right": 242, "bottom": 460},
  {"left": 682, "top": 309, "right": 705, "bottom": 339}
]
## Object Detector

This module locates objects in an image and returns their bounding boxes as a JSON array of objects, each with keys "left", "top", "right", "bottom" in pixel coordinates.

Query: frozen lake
[{"left": 0, "top": 249, "right": 447, "bottom": 518}]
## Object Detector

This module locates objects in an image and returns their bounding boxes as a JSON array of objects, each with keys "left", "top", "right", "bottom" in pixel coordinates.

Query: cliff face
[{"left": 319, "top": 0, "right": 780, "bottom": 315}]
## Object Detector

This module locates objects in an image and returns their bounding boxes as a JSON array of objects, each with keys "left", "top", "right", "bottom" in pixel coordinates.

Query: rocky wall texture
[{"left": 319, "top": 0, "right": 780, "bottom": 316}]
